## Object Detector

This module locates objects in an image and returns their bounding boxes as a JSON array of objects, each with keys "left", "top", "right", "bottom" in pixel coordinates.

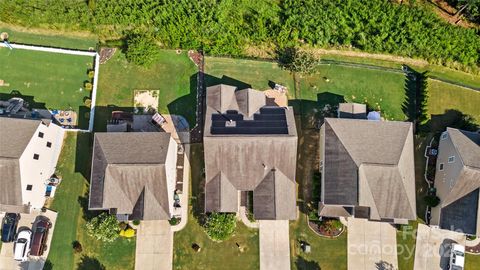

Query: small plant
[
  {"left": 119, "top": 222, "right": 128, "bottom": 230},
  {"left": 84, "top": 82, "right": 93, "bottom": 91},
  {"left": 84, "top": 98, "right": 92, "bottom": 108},
  {"left": 87, "top": 70, "right": 95, "bottom": 79},
  {"left": 203, "top": 212, "right": 236, "bottom": 241},
  {"left": 132, "top": 219, "right": 141, "bottom": 226},
  {"left": 169, "top": 217, "right": 179, "bottom": 226},
  {"left": 72, "top": 241, "right": 83, "bottom": 253},
  {"left": 85, "top": 212, "right": 120, "bottom": 242},
  {"left": 424, "top": 195, "right": 441, "bottom": 207},
  {"left": 277, "top": 47, "right": 320, "bottom": 75}
]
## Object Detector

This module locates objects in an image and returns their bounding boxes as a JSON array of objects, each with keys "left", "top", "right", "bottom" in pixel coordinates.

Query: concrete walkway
[
  {"left": 238, "top": 206, "right": 259, "bottom": 229},
  {"left": 414, "top": 224, "right": 466, "bottom": 270},
  {"left": 172, "top": 144, "right": 190, "bottom": 232},
  {"left": 135, "top": 221, "right": 173, "bottom": 270},
  {"left": 259, "top": 220, "right": 290, "bottom": 270},
  {"left": 347, "top": 218, "right": 398, "bottom": 270},
  {"left": 0, "top": 210, "right": 57, "bottom": 270}
]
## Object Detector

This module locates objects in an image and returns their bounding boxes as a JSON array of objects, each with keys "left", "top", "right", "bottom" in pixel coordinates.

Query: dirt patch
[
  {"left": 134, "top": 90, "right": 159, "bottom": 114},
  {"left": 99, "top": 47, "right": 116, "bottom": 64}
]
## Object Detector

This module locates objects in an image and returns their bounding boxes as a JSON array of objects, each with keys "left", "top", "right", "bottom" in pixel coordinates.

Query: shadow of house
[
  {"left": 77, "top": 256, "right": 105, "bottom": 270},
  {"left": 166, "top": 73, "right": 198, "bottom": 130},
  {"left": 289, "top": 92, "right": 345, "bottom": 129},
  {"left": 204, "top": 74, "right": 252, "bottom": 90},
  {"left": 428, "top": 109, "right": 478, "bottom": 134},
  {"left": 402, "top": 66, "right": 428, "bottom": 133},
  {"left": 75, "top": 131, "right": 93, "bottom": 180},
  {"left": 0, "top": 91, "right": 47, "bottom": 111},
  {"left": 295, "top": 256, "right": 321, "bottom": 270}
]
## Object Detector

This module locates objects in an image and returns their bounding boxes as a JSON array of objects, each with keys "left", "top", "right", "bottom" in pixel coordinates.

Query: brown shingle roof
[{"left": 89, "top": 132, "right": 173, "bottom": 220}]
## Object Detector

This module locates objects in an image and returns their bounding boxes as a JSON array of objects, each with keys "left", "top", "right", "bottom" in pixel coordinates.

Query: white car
[
  {"left": 449, "top": 244, "right": 465, "bottom": 270},
  {"left": 14, "top": 229, "right": 32, "bottom": 262}
]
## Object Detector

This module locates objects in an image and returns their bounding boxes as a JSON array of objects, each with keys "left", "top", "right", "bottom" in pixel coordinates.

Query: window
[
  {"left": 439, "top": 163, "right": 444, "bottom": 171},
  {"left": 38, "top": 132, "right": 44, "bottom": 138},
  {"left": 441, "top": 133, "right": 448, "bottom": 140},
  {"left": 46, "top": 142, "right": 52, "bottom": 148},
  {"left": 26, "top": 185, "right": 33, "bottom": 191},
  {"left": 448, "top": 156, "right": 455, "bottom": 163},
  {"left": 33, "top": 154, "right": 39, "bottom": 160}
]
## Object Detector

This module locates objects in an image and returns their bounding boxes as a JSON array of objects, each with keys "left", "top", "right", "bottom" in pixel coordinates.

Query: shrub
[
  {"left": 72, "top": 241, "right": 83, "bottom": 253},
  {"left": 277, "top": 47, "right": 319, "bottom": 74},
  {"left": 132, "top": 219, "right": 141, "bottom": 226},
  {"left": 84, "top": 98, "right": 92, "bottom": 108},
  {"left": 85, "top": 213, "right": 120, "bottom": 242},
  {"left": 84, "top": 82, "right": 93, "bottom": 91},
  {"left": 169, "top": 217, "right": 179, "bottom": 226},
  {"left": 125, "top": 33, "right": 160, "bottom": 67},
  {"left": 203, "top": 212, "right": 237, "bottom": 241},
  {"left": 424, "top": 195, "right": 441, "bottom": 207},
  {"left": 87, "top": 70, "right": 95, "bottom": 79}
]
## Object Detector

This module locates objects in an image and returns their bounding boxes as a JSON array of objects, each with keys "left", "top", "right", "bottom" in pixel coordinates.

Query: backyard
[
  {"left": 0, "top": 47, "right": 94, "bottom": 128},
  {"left": 46, "top": 132, "right": 136, "bottom": 270},
  {"left": 173, "top": 144, "right": 260, "bottom": 270},
  {"left": 94, "top": 49, "right": 197, "bottom": 131}
]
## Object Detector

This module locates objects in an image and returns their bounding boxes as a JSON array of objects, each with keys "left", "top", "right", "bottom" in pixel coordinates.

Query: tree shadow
[
  {"left": 43, "top": 259, "right": 53, "bottom": 270},
  {"left": 77, "top": 256, "right": 105, "bottom": 270},
  {"left": 0, "top": 91, "right": 47, "bottom": 110},
  {"left": 401, "top": 66, "right": 428, "bottom": 133},
  {"left": 295, "top": 256, "right": 321, "bottom": 270}
]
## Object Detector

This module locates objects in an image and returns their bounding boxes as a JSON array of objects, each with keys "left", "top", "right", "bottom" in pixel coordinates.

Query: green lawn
[
  {"left": 95, "top": 49, "right": 197, "bottom": 131},
  {"left": 290, "top": 214, "right": 347, "bottom": 270},
  {"left": 47, "top": 132, "right": 136, "bottom": 270},
  {"left": 466, "top": 254, "right": 480, "bottom": 269},
  {"left": 0, "top": 48, "right": 93, "bottom": 128},
  {"left": 173, "top": 144, "right": 260, "bottom": 270},
  {"left": 396, "top": 220, "right": 420, "bottom": 270},
  {"left": 0, "top": 24, "right": 98, "bottom": 50},
  {"left": 204, "top": 56, "right": 295, "bottom": 96},
  {"left": 428, "top": 80, "right": 480, "bottom": 123}
]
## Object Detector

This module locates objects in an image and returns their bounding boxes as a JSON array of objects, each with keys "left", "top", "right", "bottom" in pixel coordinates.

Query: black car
[{"left": 1, "top": 213, "right": 20, "bottom": 242}]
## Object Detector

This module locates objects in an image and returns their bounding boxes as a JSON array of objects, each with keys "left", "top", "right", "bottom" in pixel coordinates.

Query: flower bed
[{"left": 308, "top": 216, "right": 344, "bottom": 237}]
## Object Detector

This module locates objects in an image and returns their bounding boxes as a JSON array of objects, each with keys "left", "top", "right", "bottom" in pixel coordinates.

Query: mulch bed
[
  {"left": 308, "top": 219, "right": 344, "bottom": 238},
  {"left": 466, "top": 241, "right": 480, "bottom": 254},
  {"left": 188, "top": 50, "right": 203, "bottom": 67},
  {"left": 99, "top": 47, "right": 116, "bottom": 64}
]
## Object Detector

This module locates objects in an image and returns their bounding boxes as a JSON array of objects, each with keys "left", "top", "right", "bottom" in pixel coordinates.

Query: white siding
[{"left": 18, "top": 123, "right": 64, "bottom": 209}]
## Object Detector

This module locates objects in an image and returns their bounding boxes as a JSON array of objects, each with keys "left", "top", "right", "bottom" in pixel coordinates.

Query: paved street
[
  {"left": 413, "top": 224, "right": 466, "bottom": 270},
  {"left": 347, "top": 218, "right": 398, "bottom": 270},
  {"left": 0, "top": 210, "right": 57, "bottom": 270},
  {"left": 135, "top": 220, "right": 173, "bottom": 270},
  {"left": 259, "top": 220, "right": 290, "bottom": 270}
]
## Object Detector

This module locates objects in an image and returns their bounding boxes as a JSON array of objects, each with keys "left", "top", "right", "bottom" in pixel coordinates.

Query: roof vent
[{"left": 225, "top": 120, "right": 236, "bottom": 127}]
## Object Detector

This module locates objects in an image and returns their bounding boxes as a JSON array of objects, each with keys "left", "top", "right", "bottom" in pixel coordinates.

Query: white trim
[{"left": 1, "top": 42, "right": 99, "bottom": 133}]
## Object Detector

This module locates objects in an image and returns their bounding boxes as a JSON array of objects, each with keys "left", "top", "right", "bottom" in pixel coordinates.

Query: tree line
[{"left": 1, "top": 0, "right": 479, "bottom": 71}]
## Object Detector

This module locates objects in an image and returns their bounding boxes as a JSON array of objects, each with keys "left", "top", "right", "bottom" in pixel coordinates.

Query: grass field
[
  {"left": 173, "top": 144, "right": 260, "bottom": 270},
  {"left": 95, "top": 50, "right": 197, "bottom": 131},
  {"left": 0, "top": 25, "right": 98, "bottom": 50},
  {"left": 0, "top": 48, "right": 93, "bottom": 128},
  {"left": 47, "top": 132, "right": 136, "bottom": 270},
  {"left": 396, "top": 220, "right": 420, "bottom": 270}
]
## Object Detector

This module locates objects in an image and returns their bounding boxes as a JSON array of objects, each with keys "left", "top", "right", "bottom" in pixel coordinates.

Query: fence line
[{"left": 1, "top": 42, "right": 100, "bottom": 132}]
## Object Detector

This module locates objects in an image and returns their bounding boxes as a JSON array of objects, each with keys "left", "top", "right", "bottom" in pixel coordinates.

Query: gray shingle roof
[
  {"left": 89, "top": 132, "right": 173, "bottom": 220},
  {"left": 321, "top": 118, "right": 416, "bottom": 220},
  {"left": 204, "top": 84, "right": 298, "bottom": 220},
  {"left": 440, "top": 188, "right": 479, "bottom": 235},
  {"left": 0, "top": 118, "right": 42, "bottom": 209},
  {"left": 447, "top": 128, "right": 480, "bottom": 169}
]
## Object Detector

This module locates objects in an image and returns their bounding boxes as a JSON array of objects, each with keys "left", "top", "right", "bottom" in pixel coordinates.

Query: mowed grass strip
[
  {"left": 0, "top": 48, "right": 93, "bottom": 113},
  {"left": 95, "top": 50, "right": 197, "bottom": 131}
]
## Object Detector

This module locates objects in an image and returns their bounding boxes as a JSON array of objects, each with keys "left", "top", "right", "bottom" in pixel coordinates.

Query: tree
[
  {"left": 424, "top": 195, "right": 441, "bottom": 207},
  {"left": 203, "top": 212, "right": 236, "bottom": 241},
  {"left": 125, "top": 33, "right": 161, "bottom": 67},
  {"left": 85, "top": 213, "right": 120, "bottom": 242},
  {"left": 277, "top": 47, "right": 320, "bottom": 74}
]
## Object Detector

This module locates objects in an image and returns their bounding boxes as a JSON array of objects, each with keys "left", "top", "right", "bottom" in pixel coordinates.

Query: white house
[{"left": 0, "top": 117, "right": 65, "bottom": 213}]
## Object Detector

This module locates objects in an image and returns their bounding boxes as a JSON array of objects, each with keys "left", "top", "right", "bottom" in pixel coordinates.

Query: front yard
[
  {"left": 47, "top": 132, "right": 136, "bottom": 270},
  {"left": 173, "top": 144, "right": 260, "bottom": 270}
]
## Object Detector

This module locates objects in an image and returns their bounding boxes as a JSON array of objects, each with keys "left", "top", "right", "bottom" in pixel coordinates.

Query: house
[
  {"left": 89, "top": 132, "right": 178, "bottom": 220},
  {"left": 203, "top": 84, "right": 298, "bottom": 220},
  {"left": 318, "top": 118, "right": 416, "bottom": 223},
  {"left": 0, "top": 117, "right": 64, "bottom": 213},
  {"left": 337, "top": 102, "right": 367, "bottom": 119},
  {"left": 430, "top": 128, "right": 480, "bottom": 236}
]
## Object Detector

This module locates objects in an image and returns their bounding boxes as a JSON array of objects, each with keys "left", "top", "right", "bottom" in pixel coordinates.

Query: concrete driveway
[
  {"left": 413, "top": 224, "right": 466, "bottom": 270},
  {"left": 347, "top": 218, "right": 398, "bottom": 270},
  {"left": 135, "top": 220, "right": 173, "bottom": 270},
  {"left": 0, "top": 210, "right": 57, "bottom": 270},
  {"left": 259, "top": 220, "right": 290, "bottom": 270}
]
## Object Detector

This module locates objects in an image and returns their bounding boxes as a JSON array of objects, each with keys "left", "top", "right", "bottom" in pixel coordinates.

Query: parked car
[
  {"left": 1, "top": 213, "right": 20, "bottom": 242},
  {"left": 30, "top": 217, "right": 52, "bottom": 256},
  {"left": 448, "top": 244, "right": 465, "bottom": 270},
  {"left": 13, "top": 229, "right": 32, "bottom": 261}
]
